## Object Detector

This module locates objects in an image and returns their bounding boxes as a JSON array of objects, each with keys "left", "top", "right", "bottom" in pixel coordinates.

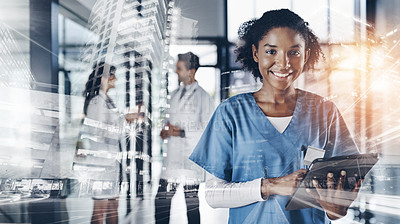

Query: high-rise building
[
  {"left": 0, "top": 23, "right": 34, "bottom": 89},
  {"left": 76, "top": 0, "right": 172, "bottom": 198}
]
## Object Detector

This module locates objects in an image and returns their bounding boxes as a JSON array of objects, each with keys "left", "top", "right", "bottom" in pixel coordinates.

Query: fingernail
[
  {"left": 341, "top": 170, "right": 346, "bottom": 176},
  {"left": 327, "top": 173, "right": 334, "bottom": 178}
]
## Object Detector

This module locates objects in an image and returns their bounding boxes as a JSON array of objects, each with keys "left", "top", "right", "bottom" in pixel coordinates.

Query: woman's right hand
[{"left": 261, "top": 169, "right": 307, "bottom": 198}]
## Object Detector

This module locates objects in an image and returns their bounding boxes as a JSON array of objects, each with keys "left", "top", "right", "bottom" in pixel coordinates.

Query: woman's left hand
[
  {"left": 306, "top": 170, "right": 363, "bottom": 220},
  {"left": 125, "top": 112, "right": 145, "bottom": 123}
]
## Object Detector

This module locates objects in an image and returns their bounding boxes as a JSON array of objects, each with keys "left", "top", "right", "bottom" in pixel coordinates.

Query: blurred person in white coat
[{"left": 155, "top": 52, "right": 215, "bottom": 224}]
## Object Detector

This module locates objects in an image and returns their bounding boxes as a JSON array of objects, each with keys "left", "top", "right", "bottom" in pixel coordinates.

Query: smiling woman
[
  {"left": 250, "top": 27, "right": 308, "bottom": 117},
  {"left": 189, "top": 9, "right": 361, "bottom": 224}
]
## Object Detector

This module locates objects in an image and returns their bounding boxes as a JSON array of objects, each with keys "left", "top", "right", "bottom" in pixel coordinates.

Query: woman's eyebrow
[{"left": 263, "top": 44, "right": 301, "bottom": 48}]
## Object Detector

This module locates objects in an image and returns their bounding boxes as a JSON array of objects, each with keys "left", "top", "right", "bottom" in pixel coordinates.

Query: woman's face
[
  {"left": 107, "top": 74, "right": 117, "bottom": 89},
  {"left": 252, "top": 27, "right": 309, "bottom": 91}
]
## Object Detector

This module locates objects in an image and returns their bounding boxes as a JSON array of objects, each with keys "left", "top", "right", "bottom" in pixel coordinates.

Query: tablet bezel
[{"left": 285, "top": 153, "right": 378, "bottom": 211}]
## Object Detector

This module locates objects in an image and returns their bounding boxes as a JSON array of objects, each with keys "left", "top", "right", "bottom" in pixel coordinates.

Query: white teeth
[{"left": 272, "top": 72, "right": 290, "bottom": 78}]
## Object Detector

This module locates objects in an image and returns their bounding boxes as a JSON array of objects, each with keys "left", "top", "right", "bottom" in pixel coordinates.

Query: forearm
[{"left": 205, "top": 173, "right": 265, "bottom": 208}]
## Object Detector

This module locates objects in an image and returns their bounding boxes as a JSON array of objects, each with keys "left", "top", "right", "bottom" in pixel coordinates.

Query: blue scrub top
[{"left": 189, "top": 89, "right": 359, "bottom": 224}]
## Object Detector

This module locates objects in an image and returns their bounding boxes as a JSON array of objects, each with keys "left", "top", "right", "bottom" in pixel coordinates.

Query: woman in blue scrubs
[{"left": 190, "top": 9, "right": 360, "bottom": 223}]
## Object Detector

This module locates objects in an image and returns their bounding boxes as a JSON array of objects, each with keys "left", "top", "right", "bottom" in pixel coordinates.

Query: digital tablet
[{"left": 285, "top": 153, "right": 379, "bottom": 211}]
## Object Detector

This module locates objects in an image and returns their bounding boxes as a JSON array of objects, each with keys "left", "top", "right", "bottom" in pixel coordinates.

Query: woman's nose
[{"left": 276, "top": 53, "right": 290, "bottom": 69}]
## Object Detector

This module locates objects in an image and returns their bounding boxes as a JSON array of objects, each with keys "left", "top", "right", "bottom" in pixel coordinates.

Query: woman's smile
[{"left": 270, "top": 69, "right": 294, "bottom": 79}]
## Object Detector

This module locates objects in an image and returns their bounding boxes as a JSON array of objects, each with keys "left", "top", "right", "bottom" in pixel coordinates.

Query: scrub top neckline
[{"left": 249, "top": 89, "right": 302, "bottom": 136}]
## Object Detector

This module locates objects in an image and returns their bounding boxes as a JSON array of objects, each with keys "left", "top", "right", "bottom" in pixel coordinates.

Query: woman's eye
[
  {"left": 289, "top": 51, "right": 301, "bottom": 56},
  {"left": 265, "top": 49, "right": 276, "bottom": 55}
]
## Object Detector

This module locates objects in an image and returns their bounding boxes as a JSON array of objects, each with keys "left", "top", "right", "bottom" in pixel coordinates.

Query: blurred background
[{"left": 0, "top": 0, "right": 399, "bottom": 223}]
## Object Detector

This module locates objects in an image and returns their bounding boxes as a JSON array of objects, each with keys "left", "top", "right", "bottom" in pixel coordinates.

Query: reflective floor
[
  {"left": 2, "top": 156, "right": 400, "bottom": 223},
  {"left": 2, "top": 185, "right": 400, "bottom": 224},
  {"left": 0, "top": 183, "right": 229, "bottom": 224}
]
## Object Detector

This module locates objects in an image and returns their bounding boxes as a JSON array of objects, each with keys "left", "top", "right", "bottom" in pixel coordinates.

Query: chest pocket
[{"left": 180, "top": 89, "right": 198, "bottom": 114}]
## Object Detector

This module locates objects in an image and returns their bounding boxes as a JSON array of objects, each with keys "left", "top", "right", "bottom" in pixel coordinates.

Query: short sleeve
[
  {"left": 325, "top": 103, "right": 360, "bottom": 157},
  {"left": 189, "top": 104, "right": 233, "bottom": 181}
]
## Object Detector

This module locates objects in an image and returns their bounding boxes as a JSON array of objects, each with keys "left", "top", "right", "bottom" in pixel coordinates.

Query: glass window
[
  {"left": 292, "top": 0, "right": 329, "bottom": 41},
  {"left": 168, "top": 44, "right": 218, "bottom": 97},
  {"left": 169, "top": 44, "right": 218, "bottom": 66},
  {"left": 228, "top": 0, "right": 291, "bottom": 42}
]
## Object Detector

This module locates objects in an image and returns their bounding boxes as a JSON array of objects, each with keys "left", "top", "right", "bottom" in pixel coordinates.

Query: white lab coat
[{"left": 161, "top": 82, "right": 215, "bottom": 184}]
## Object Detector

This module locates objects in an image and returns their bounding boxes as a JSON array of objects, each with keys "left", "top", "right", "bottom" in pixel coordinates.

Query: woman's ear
[
  {"left": 100, "top": 76, "right": 108, "bottom": 90},
  {"left": 304, "top": 48, "right": 310, "bottom": 64},
  {"left": 252, "top": 44, "right": 259, "bottom": 63},
  {"left": 101, "top": 76, "right": 108, "bottom": 83}
]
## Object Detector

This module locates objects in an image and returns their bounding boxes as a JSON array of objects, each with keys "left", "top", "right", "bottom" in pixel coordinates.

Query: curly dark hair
[{"left": 235, "top": 9, "right": 324, "bottom": 81}]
